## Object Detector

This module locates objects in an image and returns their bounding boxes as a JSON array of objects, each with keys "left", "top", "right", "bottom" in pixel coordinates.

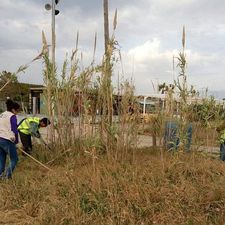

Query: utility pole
[
  {"left": 51, "top": 0, "right": 56, "bottom": 70},
  {"left": 44, "top": 0, "right": 60, "bottom": 141},
  {"left": 103, "top": 0, "right": 109, "bottom": 55}
]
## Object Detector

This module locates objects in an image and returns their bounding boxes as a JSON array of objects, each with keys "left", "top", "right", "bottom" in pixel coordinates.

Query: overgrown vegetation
[
  {"left": 1, "top": 148, "right": 225, "bottom": 225},
  {"left": 40, "top": 8, "right": 140, "bottom": 160},
  {"left": 1, "top": 4, "right": 225, "bottom": 225}
]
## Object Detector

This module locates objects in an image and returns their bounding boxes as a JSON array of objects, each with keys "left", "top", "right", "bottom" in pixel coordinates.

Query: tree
[
  {"left": 0, "top": 70, "right": 30, "bottom": 103},
  {"left": 0, "top": 71, "right": 18, "bottom": 84},
  {"left": 158, "top": 82, "right": 175, "bottom": 94}
]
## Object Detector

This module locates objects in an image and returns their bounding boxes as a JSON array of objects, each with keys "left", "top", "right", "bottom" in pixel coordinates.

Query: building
[{"left": 29, "top": 86, "right": 46, "bottom": 114}]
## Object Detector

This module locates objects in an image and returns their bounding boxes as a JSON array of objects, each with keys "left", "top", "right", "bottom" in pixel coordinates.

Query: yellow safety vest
[
  {"left": 219, "top": 130, "right": 225, "bottom": 144},
  {"left": 18, "top": 117, "right": 40, "bottom": 135}
]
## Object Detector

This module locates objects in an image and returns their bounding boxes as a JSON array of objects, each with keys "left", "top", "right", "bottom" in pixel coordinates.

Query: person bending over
[{"left": 18, "top": 117, "right": 50, "bottom": 155}]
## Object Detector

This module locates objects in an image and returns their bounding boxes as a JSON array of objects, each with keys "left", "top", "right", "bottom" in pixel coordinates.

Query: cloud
[
  {"left": 1, "top": 0, "right": 225, "bottom": 98},
  {"left": 116, "top": 38, "right": 225, "bottom": 96}
]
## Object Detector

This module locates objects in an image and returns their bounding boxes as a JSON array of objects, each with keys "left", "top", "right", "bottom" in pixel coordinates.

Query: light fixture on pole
[
  {"left": 44, "top": 0, "right": 60, "bottom": 15},
  {"left": 44, "top": 0, "right": 61, "bottom": 64},
  {"left": 45, "top": 3, "right": 51, "bottom": 11}
]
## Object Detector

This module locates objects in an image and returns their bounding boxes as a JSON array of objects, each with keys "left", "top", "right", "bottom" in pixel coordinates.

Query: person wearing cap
[{"left": 17, "top": 117, "right": 50, "bottom": 155}]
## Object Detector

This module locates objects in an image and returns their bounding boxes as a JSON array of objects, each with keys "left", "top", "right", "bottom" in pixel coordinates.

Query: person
[
  {"left": 164, "top": 120, "right": 192, "bottom": 151},
  {"left": 216, "top": 122, "right": 225, "bottom": 161},
  {"left": 0, "top": 99, "right": 20, "bottom": 179},
  {"left": 17, "top": 117, "right": 51, "bottom": 155}
]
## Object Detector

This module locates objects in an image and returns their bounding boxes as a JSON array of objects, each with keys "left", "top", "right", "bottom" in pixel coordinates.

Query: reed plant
[{"left": 39, "top": 9, "right": 139, "bottom": 162}]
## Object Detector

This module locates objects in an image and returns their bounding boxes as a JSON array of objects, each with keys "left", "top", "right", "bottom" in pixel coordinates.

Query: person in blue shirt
[{"left": 0, "top": 99, "right": 20, "bottom": 179}]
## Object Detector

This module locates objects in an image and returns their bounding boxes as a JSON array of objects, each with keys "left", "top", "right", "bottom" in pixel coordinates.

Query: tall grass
[{"left": 40, "top": 10, "right": 139, "bottom": 162}]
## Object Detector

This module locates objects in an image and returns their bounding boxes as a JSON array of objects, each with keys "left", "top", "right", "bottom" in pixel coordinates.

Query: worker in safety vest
[
  {"left": 17, "top": 117, "right": 50, "bottom": 155},
  {"left": 216, "top": 122, "right": 225, "bottom": 161}
]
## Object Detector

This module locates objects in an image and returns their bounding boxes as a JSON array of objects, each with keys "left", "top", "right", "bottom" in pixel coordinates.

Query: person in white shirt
[{"left": 0, "top": 99, "right": 20, "bottom": 179}]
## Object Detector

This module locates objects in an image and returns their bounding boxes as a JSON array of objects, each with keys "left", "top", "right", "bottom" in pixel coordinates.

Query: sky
[{"left": 1, "top": 0, "right": 225, "bottom": 98}]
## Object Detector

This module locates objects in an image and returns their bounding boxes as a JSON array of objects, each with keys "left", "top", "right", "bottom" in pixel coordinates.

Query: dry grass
[{"left": 0, "top": 147, "right": 225, "bottom": 225}]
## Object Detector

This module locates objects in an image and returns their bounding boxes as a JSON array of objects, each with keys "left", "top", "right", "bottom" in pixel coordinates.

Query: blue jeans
[
  {"left": 164, "top": 121, "right": 179, "bottom": 150},
  {"left": 220, "top": 143, "right": 225, "bottom": 161},
  {"left": 0, "top": 138, "right": 18, "bottom": 179},
  {"left": 186, "top": 123, "right": 193, "bottom": 151},
  {"left": 164, "top": 121, "right": 193, "bottom": 151}
]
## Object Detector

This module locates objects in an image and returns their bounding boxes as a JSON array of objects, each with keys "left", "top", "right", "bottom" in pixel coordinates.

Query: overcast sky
[{"left": 1, "top": 0, "right": 225, "bottom": 98}]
